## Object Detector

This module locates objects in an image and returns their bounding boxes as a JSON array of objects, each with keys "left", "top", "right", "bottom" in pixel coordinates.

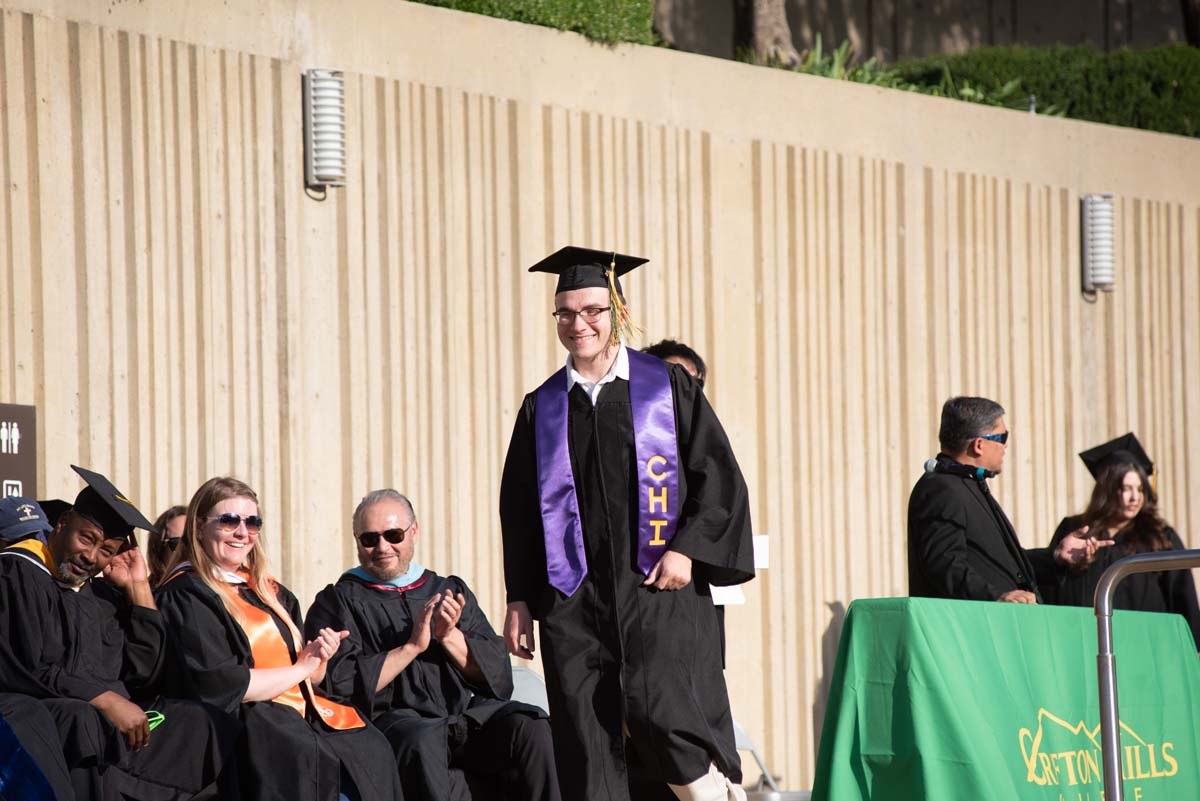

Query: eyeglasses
[
  {"left": 979, "top": 431, "right": 1010, "bottom": 445},
  {"left": 205, "top": 513, "right": 264, "bottom": 534},
  {"left": 356, "top": 522, "right": 414, "bottom": 549},
  {"left": 163, "top": 537, "right": 182, "bottom": 552},
  {"left": 552, "top": 306, "right": 610, "bottom": 326}
]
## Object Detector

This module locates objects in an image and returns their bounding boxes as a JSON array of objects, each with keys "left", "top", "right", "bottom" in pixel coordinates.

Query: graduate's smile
[{"left": 200, "top": 497, "right": 261, "bottom": 571}]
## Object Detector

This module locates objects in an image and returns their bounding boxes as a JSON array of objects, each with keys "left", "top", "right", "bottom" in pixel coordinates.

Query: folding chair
[{"left": 733, "top": 719, "right": 812, "bottom": 801}]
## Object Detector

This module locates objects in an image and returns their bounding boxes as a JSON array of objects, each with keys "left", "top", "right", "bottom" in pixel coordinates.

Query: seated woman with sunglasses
[
  {"left": 148, "top": 505, "right": 186, "bottom": 585},
  {"left": 156, "top": 476, "right": 406, "bottom": 801}
]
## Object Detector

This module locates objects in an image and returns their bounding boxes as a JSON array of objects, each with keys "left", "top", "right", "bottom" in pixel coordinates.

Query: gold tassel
[{"left": 606, "top": 253, "right": 641, "bottom": 346}]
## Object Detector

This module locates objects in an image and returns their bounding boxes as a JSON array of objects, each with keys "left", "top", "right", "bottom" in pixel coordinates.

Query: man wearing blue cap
[
  {"left": 500, "top": 248, "right": 755, "bottom": 801},
  {"left": 0, "top": 495, "right": 54, "bottom": 547},
  {"left": 0, "top": 466, "right": 238, "bottom": 799},
  {"left": 0, "top": 497, "right": 75, "bottom": 800}
]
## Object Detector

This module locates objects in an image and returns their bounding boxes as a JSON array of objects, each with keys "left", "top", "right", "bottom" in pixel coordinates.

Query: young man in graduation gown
[
  {"left": 0, "top": 466, "right": 239, "bottom": 800},
  {"left": 305, "top": 489, "right": 559, "bottom": 801},
  {"left": 907, "top": 396, "right": 1105, "bottom": 602},
  {"left": 499, "top": 247, "right": 755, "bottom": 801}
]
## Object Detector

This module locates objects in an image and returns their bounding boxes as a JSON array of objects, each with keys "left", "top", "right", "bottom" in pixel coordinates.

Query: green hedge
[
  {"left": 894, "top": 44, "right": 1200, "bottom": 137},
  {"left": 411, "top": 0, "right": 657, "bottom": 46}
]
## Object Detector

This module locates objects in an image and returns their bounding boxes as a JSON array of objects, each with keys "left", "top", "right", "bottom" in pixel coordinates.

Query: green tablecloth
[{"left": 811, "top": 598, "right": 1200, "bottom": 801}]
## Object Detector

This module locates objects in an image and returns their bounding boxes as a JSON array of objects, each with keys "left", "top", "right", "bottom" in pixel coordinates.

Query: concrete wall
[{"left": 1, "top": 0, "right": 1198, "bottom": 789}]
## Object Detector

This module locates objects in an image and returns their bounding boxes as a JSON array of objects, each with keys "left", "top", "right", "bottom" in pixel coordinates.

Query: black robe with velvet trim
[
  {"left": 499, "top": 363, "right": 755, "bottom": 800},
  {"left": 0, "top": 550, "right": 239, "bottom": 801},
  {"left": 306, "top": 570, "right": 552, "bottom": 801},
  {"left": 156, "top": 571, "right": 405, "bottom": 801}
]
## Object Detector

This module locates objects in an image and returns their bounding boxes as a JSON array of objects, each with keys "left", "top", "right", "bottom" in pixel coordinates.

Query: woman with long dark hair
[
  {"left": 155, "top": 476, "right": 405, "bottom": 801},
  {"left": 148, "top": 505, "right": 186, "bottom": 585},
  {"left": 1044, "top": 452, "right": 1200, "bottom": 649}
]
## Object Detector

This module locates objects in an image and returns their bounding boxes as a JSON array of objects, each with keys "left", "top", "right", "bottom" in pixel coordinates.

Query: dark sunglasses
[
  {"left": 356, "top": 522, "right": 414, "bottom": 549},
  {"left": 206, "top": 513, "right": 264, "bottom": 534},
  {"left": 979, "top": 431, "right": 1009, "bottom": 445},
  {"left": 163, "top": 537, "right": 182, "bottom": 552}
]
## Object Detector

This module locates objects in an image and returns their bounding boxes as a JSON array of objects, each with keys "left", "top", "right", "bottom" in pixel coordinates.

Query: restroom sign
[{"left": 0, "top": 404, "right": 36, "bottom": 498}]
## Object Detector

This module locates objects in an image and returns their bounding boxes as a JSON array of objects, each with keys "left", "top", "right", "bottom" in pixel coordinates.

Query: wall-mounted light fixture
[
  {"left": 303, "top": 69, "right": 346, "bottom": 189},
  {"left": 1081, "top": 193, "right": 1115, "bottom": 294}
]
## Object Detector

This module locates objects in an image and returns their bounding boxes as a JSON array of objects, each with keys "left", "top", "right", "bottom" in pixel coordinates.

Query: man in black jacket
[{"left": 908, "top": 396, "right": 1107, "bottom": 602}]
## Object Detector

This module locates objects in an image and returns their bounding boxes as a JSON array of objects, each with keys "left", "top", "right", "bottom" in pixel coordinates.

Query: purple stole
[{"left": 534, "top": 348, "right": 680, "bottom": 596}]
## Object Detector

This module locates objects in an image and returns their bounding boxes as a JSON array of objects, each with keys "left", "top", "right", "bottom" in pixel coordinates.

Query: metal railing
[{"left": 1094, "top": 549, "right": 1200, "bottom": 801}]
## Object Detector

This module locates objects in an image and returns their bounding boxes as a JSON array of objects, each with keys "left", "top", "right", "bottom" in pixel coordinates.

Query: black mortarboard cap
[
  {"left": 69, "top": 465, "right": 155, "bottom": 542},
  {"left": 528, "top": 246, "right": 648, "bottom": 295},
  {"left": 1078, "top": 433, "right": 1154, "bottom": 480},
  {"left": 36, "top": 499, "right": 71, "bottom": 528}
]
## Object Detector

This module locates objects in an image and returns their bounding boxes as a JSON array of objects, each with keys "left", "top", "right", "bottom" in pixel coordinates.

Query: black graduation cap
[
  {"left": 528, "top": 246, "right": 648, "bottom": 295},
  {"left": 1078, "top": 433, "right": 1153, "bottom": 480},
  {"left": 36, "top": 499, "right": 71, "bottom": 528},
  {"left": 69, "top": 465, "right": 155, "bottom": 543}
]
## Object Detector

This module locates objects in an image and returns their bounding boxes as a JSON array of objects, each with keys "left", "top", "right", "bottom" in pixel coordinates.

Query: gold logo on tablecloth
[{"left": 1019, "top": 708, "right": 1177, "bottom": 800}]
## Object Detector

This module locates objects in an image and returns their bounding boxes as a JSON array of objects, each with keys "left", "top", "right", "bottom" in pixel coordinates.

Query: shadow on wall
[{"left": 811, "top": 599, "right": 846, "bottom": 754}]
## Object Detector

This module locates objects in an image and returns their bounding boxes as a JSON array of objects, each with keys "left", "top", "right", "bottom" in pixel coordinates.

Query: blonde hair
[{"left": 162, "top": 476, "right": 291, "bottom": 627}]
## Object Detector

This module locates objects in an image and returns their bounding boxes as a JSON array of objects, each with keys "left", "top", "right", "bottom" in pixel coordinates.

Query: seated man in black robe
[
  {"left": 0, "top": 497, "right": 74, "bottom": 801},
  {"left": 305, "top": 489, "right": 559, "bottom": 801},
  {"left": 0, "top": 466, "right": 238, "bottom": 800}
]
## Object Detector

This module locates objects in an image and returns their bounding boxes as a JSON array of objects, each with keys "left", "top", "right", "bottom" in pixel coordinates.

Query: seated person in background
[
  {"left": 0, "top": 498, "right": 74, "bottom": 800},
  {"left": 0, "top": 496, "right": 53, "bottom": 548},
  {"left": 643, "top": 339, "right": 707, "bottom": 389},
  {"left": 305, "top": 490, "right": 559, "bottom": 801},
  {"left": 148, "top": 505, "right": 186, "bottom": 586},
  {"left": 0, "top": 466, "right": 238, "bottom": 800},
  {"left": 908, "top": 396, "right": 1101, "bottom": 602},
  {"left": 156, "top": 476, "right": 405, "bottom": 801},
  {"left": 1042, "top": 433, "right": 1200, "bottom": 648}
]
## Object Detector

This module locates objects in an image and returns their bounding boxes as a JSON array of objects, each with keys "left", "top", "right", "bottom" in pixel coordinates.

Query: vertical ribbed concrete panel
[{"left": 1, "top": 1, "right": 1199, "bottom": 789}]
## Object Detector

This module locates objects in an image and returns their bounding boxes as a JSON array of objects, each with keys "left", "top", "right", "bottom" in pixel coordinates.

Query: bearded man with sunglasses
[
  {"left": 908, "top": 396, "right": 1110, "bottom": 602},
  {"left": 305, "top": 489, "right": 560, "bottom": 801}
]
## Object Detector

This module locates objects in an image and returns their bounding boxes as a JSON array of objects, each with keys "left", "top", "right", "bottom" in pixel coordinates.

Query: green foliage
[
  {"left": 411, "top": 0, "right": 657, "bottom": 46},
  {"left": 895, "top": 44, "right": 1200, "bottom": 136},
  {"left": 747, "top": 35, "right": 1052, "bottom": 112}
]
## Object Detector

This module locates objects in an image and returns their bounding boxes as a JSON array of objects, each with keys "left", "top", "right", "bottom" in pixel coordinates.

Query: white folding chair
[{"left": 510, "top": 664, "right": 550, "bottom": 714}]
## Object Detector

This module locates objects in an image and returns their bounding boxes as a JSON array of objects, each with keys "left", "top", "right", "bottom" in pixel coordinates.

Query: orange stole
[{"left": 227, "top": 588, "right": 364, "bottom": 731}]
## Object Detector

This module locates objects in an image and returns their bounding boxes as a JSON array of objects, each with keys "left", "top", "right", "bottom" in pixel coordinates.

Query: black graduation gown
[
  {"left": 155, "top": 571, "right": 405, "bottom": 801},
  {"left": 0, "top": 551, "right": 239, "bottom": 801},
  {"left": 499, "top": 364, "right": 755, "bottom": 799},
  {"left": 1041, "top": 515, "right": 1200, "bottom": 649},
  {"left": 0, "top": 691, "right": 74, "bottom": 801},
  {"left": 306, "top": 571, "right": 554, "bottom": 801}
]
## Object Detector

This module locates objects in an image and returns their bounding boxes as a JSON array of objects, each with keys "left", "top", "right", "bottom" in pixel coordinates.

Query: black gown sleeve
[
  {"left": 92, "top": 578, "right": 167, "bottom": 694},
  {"left": 157, "top": 578, "right": 252, "bottom": 715},
  {"left": 908, "top": 481, "right": 1006, "bottom": 601},
  {"left": 499, "top": 393, "right": 549, "bottom": 605},
  {"left": 0, "top": 557, "right": 112, "bottom": 701},
  {"left": 448, "top": 576, "right": 513, "bottom": 700},
  {"left": 1161, "top": 528, "right": 1200, "bottom": 650},
  {"left": 305, "top": 583, "right": 391, "bottom": 717},
  {"left": 667, "top": 366, "right": 755, "bottom": 586},
  {"left": 1038, "top": 517, "right": 1081, "bottom": 604}
]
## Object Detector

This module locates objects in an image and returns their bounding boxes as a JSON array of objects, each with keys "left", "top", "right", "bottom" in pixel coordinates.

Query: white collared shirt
[{"left": 566, "top": 345, "right": 629, "bottom": 406}]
